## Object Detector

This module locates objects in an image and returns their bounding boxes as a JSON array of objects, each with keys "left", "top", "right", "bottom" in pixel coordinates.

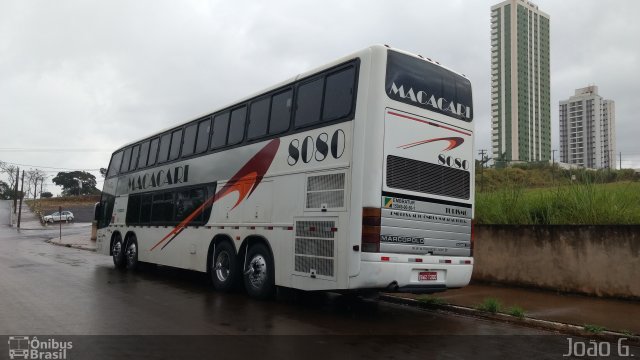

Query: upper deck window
[
  {"left": 269, "top": 89, "right": 293, "bottom": 134},
  {"left": 211, "top": 112, "right": 230, "bottom": 149},
  {"left": 181, "top": 123, "right": 198, "bottom": 157},
  {"left": 323, "top": 66, "right": 356, "bottom": 121},
  {"left": 227, "top": 106, "right": 247, "bottom": 145},
  {"left": 169, "top": 129, "right": 183, "bottom": 161},
  {"left": 138, "top": 140, "right": 150, "bottom": 169},
  {"left": 147, "top": 138, "right": 159, "bottom": 166},
  {"left": 106, "top": 151, "right": 123, "bottom": 178},
  {"left": 385, "top": 51, "right": 473, "bottom": 121},
  {"left": 157, "top": 133, "right": 171, "bottom": 163},
  {"left": 294, "top": 77, "right": 323, "bottom": 128}
]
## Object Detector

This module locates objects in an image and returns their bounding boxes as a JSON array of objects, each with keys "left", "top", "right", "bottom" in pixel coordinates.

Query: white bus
[{"left": 96, "top": 45, "right": 474, "bottom": 299}]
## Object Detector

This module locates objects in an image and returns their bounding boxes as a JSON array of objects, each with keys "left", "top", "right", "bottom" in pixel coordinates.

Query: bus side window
[
  {"left": 157, "top": 133, "right": 171, "bottom": 163},
  {"left": 182, "top": 123, "right": 198, "bottom": 158},
  {"left": 211, "top": 112, "right": 230, "bottom": 149},
  {"left": 175, "top": 188, "right": 206, "bottom": 223},
  {"left": 120, "top": 147, "right": 132, "bottom": 173},
  {"left": 139, "top": 194, "right": 152, "bottom": 224},
  {"left": 227, "top": 106, "right": 247, "bottom": 146},
  {"left": 269, "top": 88, "right": 292, "bottom": 134},
  {"left": 169, "top": 129, "right": 183, "bottom": 161},
  {"left": 294, "top": 77, "right": 323, "bottom": 128},
  {"left": 323, "top": 66, "right": 355, "bottom": 121},
  {"left": 126, "top": 195, "right": 141, "bottom": 225},
  {"left": 129, "top": 144, "right": 140, "bottom": 172},
  {"left": 195, "top": 118, "right": 211, "bottom": 154},
  {"left": 147, "top": 138, "right": 159, "bottom": 166},
  {"left": 138, "top": 140, "right": 150, "bottom": 169},
  {"left": 151, "top": 192, "right": 174, "bottom": 223},
  {"left": 247, "top": 97, "right": 270, "bottom": 140}
]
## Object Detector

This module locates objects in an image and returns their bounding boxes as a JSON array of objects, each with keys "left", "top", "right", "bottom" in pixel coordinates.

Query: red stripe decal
[
  {"left": 387, "top": 111, "right": 471, "bottom": 136},
  {"left": 398, "top": 137, "right": 464, "bottom": 151},
  {"left": 150, "top": 139, "right": 280, "bottom": 251}
]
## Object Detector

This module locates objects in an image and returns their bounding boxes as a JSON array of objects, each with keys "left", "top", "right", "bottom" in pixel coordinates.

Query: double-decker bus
[{"left": 95, "top": 45, "right": 474, "bottom": 299}]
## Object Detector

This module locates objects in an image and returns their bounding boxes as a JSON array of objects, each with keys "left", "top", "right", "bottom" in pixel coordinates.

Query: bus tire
[
  {"left": 112, "top": 234, "right": 126, "bottom": 270},
  {"left": 243, "top": 243, "right": 274, "bottom": 300},
  {"left": 211, "top": 241, "right": 239, "bottom": 292},
  {"left": 125, "top": 236, "right": 139, "bottom": 271}
]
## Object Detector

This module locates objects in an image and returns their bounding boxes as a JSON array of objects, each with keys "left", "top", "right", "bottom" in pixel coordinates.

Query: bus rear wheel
[
  {"left": 125, "top": 236, "right": 139, "bottom": 271},
  {"left": 211, "top": 242, "right": 239, "bottom": 292},
  {"left": 243, "top": 243, "right": 274, "bottom": 300},
  {"left": 112, "top": 234, "right": 126, "bottom": 270}
]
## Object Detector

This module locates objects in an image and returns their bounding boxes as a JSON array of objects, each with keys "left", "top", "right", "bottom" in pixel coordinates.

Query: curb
[
  {"left": 45, "top": 239, "right": 96, "bottom": 252},
  {"left": 380, "top": 294, "right": 640, "bottom": 344}
]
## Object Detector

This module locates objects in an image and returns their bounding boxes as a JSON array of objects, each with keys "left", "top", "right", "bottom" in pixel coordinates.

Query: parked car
[{"left": 43, "top": 211, "right": 74, "bottom": 223}]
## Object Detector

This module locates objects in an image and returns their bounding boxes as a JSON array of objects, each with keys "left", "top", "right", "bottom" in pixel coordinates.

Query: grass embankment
[
  {"left": 475, "top": 181, "right": 640, "bottom": 225},
  {"left": 25, "top": 195, "right": 100, "bottom": 218}
]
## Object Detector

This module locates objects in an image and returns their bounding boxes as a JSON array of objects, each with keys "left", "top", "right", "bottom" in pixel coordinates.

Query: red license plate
[{"left": 419, "top": 271, "right": 438, "bottom": 281}]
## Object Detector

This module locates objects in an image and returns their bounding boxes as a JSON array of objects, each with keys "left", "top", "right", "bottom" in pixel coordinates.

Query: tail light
[
  {"left": 361, "top": 207, "right": 381, "bottom": 253},
  {"left": 470, "top": 221, "right": 475, "bottom": 257}
]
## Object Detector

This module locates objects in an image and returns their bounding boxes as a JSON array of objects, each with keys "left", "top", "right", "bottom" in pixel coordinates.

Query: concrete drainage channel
[{"left": 379, "top": 294, "right": 640, "bottom": 345}]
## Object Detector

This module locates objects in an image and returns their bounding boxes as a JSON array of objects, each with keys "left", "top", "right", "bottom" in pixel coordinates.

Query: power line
[
  {"left": 0, "top": 148, "right": 111, "bottom": 152},
  {"left": 1, "top": 161, "right": 102, "bottom": 171}
]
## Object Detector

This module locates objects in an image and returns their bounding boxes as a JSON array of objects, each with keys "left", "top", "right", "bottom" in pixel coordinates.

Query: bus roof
[{"left": 114, "top": 44, "right": 468, "bottom": 153}]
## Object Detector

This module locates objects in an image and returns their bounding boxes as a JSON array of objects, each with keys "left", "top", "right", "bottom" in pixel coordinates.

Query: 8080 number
[{"left": 287, "top": 129, "right": 346, "bottom": 166}]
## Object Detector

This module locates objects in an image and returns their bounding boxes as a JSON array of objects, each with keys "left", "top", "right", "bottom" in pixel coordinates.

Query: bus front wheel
[
  {"left": 243, "top": 243, "right": 274, "bottom": 300},
  {"left": 211, "top": 241, "right": 239, "bottom": 292}
]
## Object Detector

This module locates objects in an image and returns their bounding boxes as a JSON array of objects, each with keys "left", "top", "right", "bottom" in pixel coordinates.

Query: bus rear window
[{"left": 385, "top": 50, "right": 473, "bottom": 121}]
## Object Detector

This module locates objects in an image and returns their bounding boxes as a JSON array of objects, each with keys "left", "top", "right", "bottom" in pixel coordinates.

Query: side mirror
[{"left": 94, "top": 202, "right": 102, "bottom": 221}]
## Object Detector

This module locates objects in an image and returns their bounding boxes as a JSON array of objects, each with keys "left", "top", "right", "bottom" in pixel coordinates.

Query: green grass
[
  {"left": 475, "top": 181, "right": 640, "bottom": 225},
  {"left": 417, "top": 295, "right": 447, "bottom": 307},
  {"left": 506, "top": 306, "right": 526, "bottom": 319},
  {"left": 476, "top": 298, "right": 501, "bottom": 313},
  {"left": 584, "top": 324, "right": 606, "bottom": 334}
]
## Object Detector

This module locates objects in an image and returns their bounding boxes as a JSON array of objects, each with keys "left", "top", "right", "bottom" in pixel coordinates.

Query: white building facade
[
  {"left": 559, "top": 86, "right": 616, "bottom": 169},
  {"left": 491, "top": 0, "right": 551, "bottom": 163}
]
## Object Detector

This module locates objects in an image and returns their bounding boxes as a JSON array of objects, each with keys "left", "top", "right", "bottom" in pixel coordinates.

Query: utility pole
[
  {"left": 13, "top": 166, "right": 19, "bottom": 214},
  {"left": 17, "top": 170, "right": 24, "bottom": 229},
  {"left": 33, "top": 177, "right": 38, "bottom": 200},
  {"left": 619, "top": 152, "right": 622, "bottom": 170},
  {"left": 552, "top": 150, "right": 557, "bottom": 183},
  {"left": 478, "top": 149, "right": 486, "bottom": 192}
]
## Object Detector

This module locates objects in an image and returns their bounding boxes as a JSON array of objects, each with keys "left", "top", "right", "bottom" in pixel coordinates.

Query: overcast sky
[{"left": 1, "top": 0, "right": 639, "bottom": 195}]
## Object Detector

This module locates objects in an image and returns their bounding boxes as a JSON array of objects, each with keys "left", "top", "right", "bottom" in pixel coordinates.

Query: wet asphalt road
[{"left": 0, "top": 200, "right": 628, "bottom": 359}]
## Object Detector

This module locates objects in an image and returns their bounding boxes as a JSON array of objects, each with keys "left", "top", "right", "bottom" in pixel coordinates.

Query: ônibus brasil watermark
[
  {"left": 7, "top": 336, "right": 72, "bottom": 360},
  {"left": 563, "top": 337, "right": 633, "bottom": 357}
]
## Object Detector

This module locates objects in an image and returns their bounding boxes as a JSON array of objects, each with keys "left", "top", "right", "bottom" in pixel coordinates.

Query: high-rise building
[
  {"left": 559, "top": 86, "right": 616, "bottom": 169},
  {"left": 491, "top": 0, "right": 551, "bottom": 163}
]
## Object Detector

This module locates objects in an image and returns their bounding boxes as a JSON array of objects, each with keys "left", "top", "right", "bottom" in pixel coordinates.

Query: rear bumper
[{"left": 349, "top": 252, "right": 473, "bottom": 293}]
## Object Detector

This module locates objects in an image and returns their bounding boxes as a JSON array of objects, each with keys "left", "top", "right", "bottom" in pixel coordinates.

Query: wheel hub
[
  {"left": 214, "top": 251, "right": 231, "bottom": 282},
  {"left": 126, "top": 243, "right": 137, "bottom": 264},
  {"left": 113, "top": 241, "right": 122, "bottom": 259},
  {"left": 247, "top": 255, "right": 267, "bottom": 289}
]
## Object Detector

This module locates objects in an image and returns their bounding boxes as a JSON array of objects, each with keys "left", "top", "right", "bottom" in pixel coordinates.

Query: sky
[{"left": 1, "top": 0, "right": 639, "bottom": 195}]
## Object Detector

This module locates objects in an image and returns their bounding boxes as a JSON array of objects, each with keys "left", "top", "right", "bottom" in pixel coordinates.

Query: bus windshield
[{"left": 385, "top": 50, "right": 473, "bottom": 121}]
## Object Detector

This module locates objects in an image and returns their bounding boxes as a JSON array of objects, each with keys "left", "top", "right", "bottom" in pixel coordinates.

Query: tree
[
  {"left": 52, "top": 171, "right": 100, "bottom": 196},
  {"left": 0, "top": 161, "right": 18, "bottom": 194},
  {"left": 25, "top": 168, "right": 46, "bottom": 200},
  {"left": 0, "top": 180, "right": 11, "bottom": 200}
]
